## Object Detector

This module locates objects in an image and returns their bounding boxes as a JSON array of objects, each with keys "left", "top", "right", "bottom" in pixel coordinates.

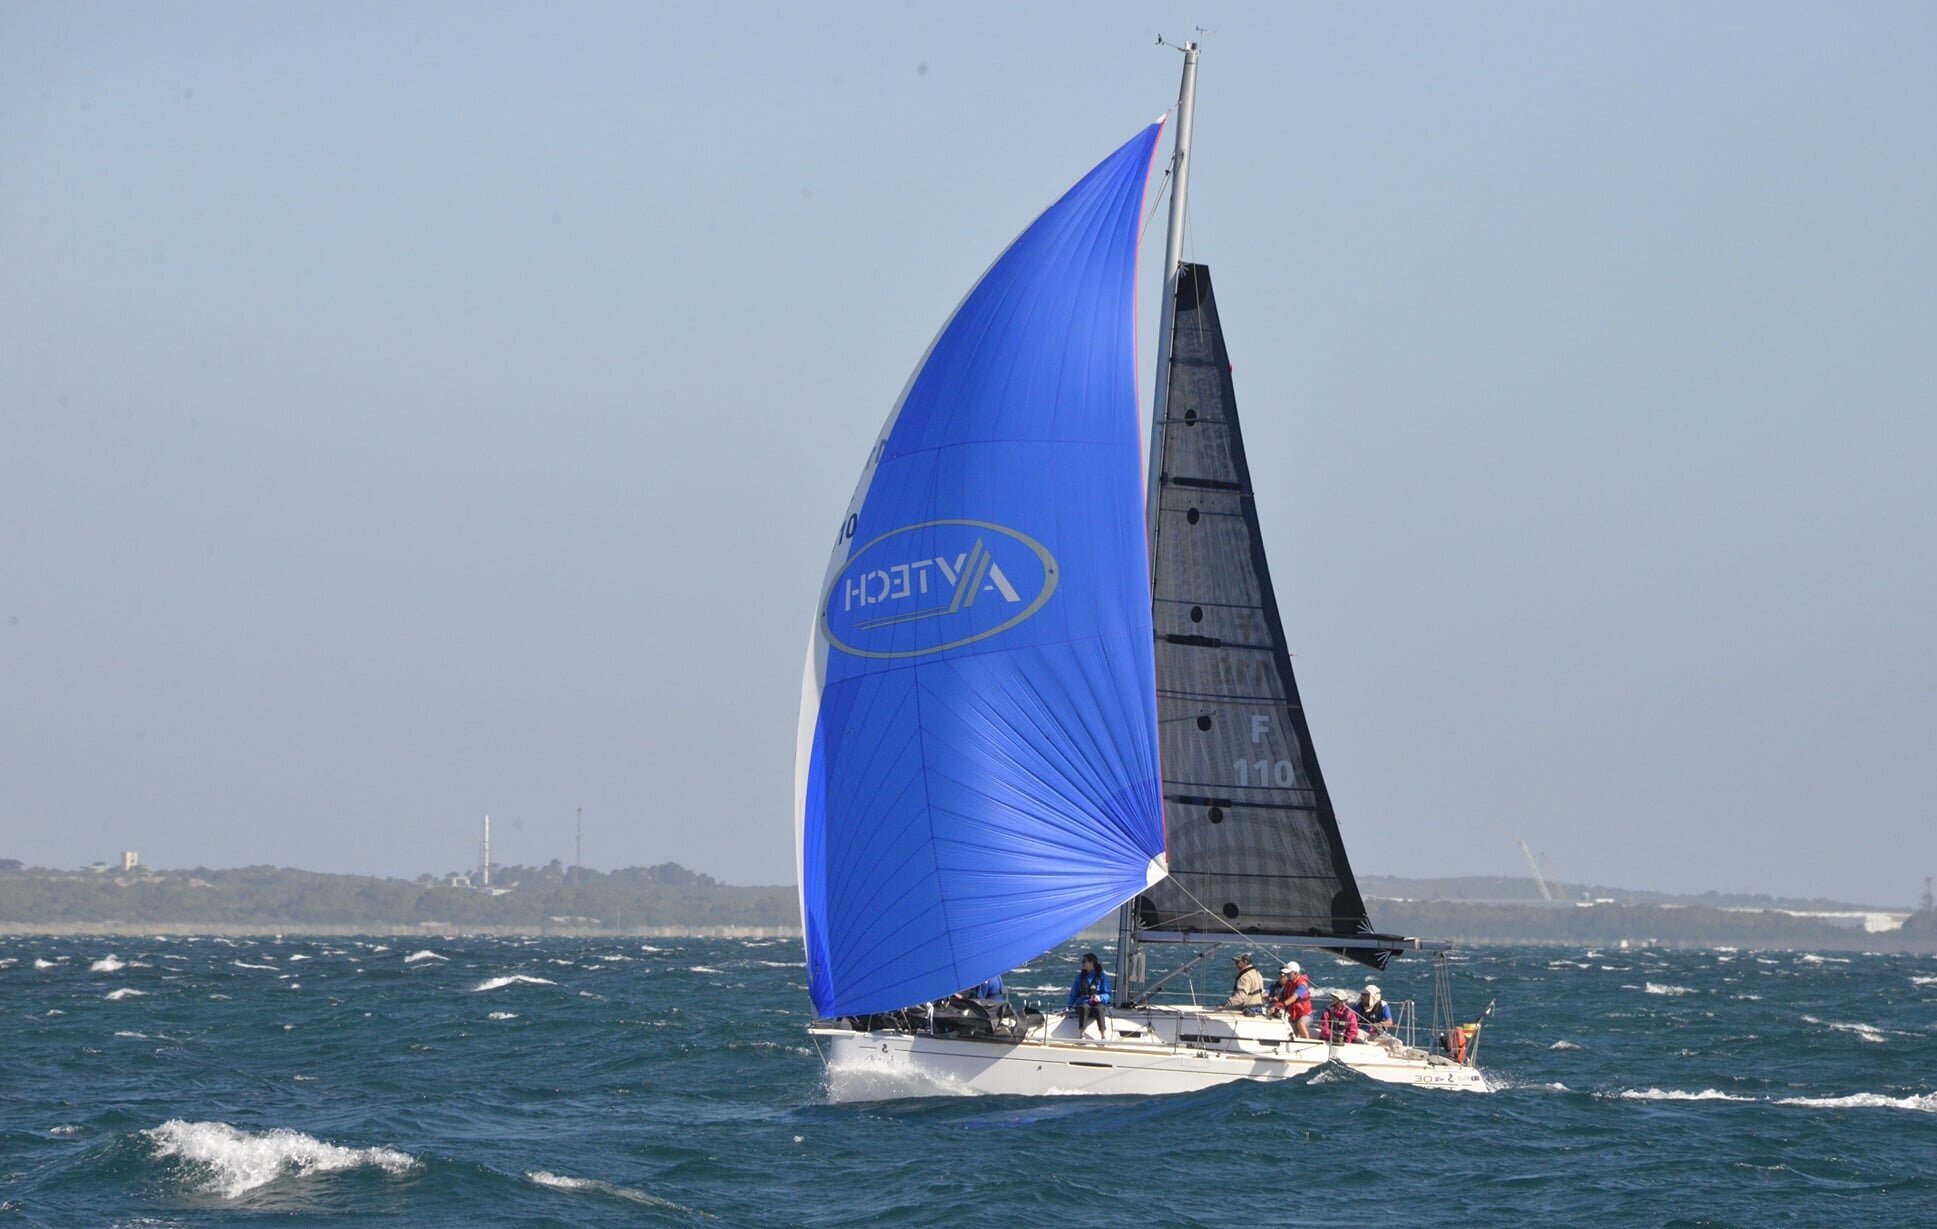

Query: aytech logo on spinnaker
[{"left": 821, "top": 519, "right": 1058, "bottom": 659}]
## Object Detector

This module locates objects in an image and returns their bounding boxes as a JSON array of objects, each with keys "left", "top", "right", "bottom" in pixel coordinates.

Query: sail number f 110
[{"left": 1234, "top": 759, "right": 1297, "bottom": 788}]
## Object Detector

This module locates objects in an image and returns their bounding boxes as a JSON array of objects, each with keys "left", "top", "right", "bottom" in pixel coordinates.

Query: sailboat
[{"left": 795, "top": 45, "right": 1489, "bottom": 1096}]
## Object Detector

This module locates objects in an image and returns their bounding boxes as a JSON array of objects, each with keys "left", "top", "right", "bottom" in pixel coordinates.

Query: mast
[
  {"left": 1120, "top": 40, "right": 1199, "bottom": 1000},
  {"left": 1145, "top": 40, "right": 1199, "bottom": 538}
]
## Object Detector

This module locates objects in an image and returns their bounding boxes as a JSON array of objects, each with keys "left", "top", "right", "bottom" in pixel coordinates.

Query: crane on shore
[{"left": 1518, "top": 838, "right": 1555, "bottom": 902}]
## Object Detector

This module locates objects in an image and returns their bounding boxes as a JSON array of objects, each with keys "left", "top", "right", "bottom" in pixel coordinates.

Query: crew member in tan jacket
[{"left": 1220, "top": 953, "right": 1265, "bottom": 1011}]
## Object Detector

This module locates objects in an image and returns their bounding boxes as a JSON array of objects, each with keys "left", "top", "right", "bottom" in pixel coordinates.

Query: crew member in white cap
[
  {"left": 1269, "top": 961, "right": 1314, "bottom": 1038},
  {"left": 1356, "top": 983, "right": 1393, "bottom": 1037}
]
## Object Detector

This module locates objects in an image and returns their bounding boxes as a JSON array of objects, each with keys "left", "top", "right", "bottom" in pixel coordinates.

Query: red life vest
[{"left": 1285, "top": 974, "right": 1313, "bottom": 1019}]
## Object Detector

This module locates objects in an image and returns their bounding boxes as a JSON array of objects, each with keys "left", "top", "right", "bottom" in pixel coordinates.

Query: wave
[
  {"left": 90, "top": 954, "right": 126, "bottom": 973},
  {"left": 1644, "top": 983, "right": 1696, "bottom": 996},
  {"left": 527, "top": 1170, "right": 710, "bottom": 1215},
  {"left": 33, "top": 958, "right": 58, "bottom": 969},
  {"left": 231, "top": 961, "right": 278, "bottom": 971},
  {"left": 1776, "top": 1092, "right": 1937, "bottom": 1114},
  {"left": 1801, "top": 1015, "right": 1888, "bottom": 1044},
  {"left": 1549, "top": 1040, "right": 1583, "bottom": 1050},
  {"left": 472, "top": 975, "right": 557, "bottom": 992},
  {"left": 687, "top": 966, "right": 723, "bottom": 975},
  {"left": 1615, "top": 1087, "right": 1753, "bottom": 1103},
  {"left": 1799, "top": 954, "right": 1851, "bottom": 965},
  {"left": 1911, "top": 976, "right": 1937, "bottom": 987},
  {"left": 403, "top": 950, "right": 447, "bottom": 964},
  {"left": 105, "top": 988, "right": 147, "bottom": 1000},
  {"left": 488, "top": 1011, "right": 519, "bottom": 1021},
  {"left": 48, "top": 1125, "right": 81, "bottom": 1136},
  {"left": 144, "top": 1119, "right": 418, "bottom": 1199}
]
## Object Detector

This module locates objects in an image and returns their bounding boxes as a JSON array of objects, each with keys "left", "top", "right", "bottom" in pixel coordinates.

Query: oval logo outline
[{"left": 821, "top": 518, "right": 1059, "bottom": 660}]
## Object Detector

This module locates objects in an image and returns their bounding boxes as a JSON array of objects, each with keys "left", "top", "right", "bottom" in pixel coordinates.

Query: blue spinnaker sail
[{"left": 796, "top": 123, "right": 1168, "bottom": 1018}]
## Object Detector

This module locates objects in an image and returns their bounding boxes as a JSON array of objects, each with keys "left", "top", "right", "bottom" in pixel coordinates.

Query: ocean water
[{"left": 2, "top": 936, "right": 1933, "bottom": 1227}]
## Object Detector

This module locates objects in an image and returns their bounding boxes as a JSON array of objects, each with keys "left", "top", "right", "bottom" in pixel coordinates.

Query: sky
[{"left": 3, "top": 3, "right": 1932, "bottom": 905}]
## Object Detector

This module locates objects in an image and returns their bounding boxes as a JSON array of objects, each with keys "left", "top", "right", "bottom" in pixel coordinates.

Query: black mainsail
[{"left": 1134, "top": 262, "right": 1393, "bottom": 970}]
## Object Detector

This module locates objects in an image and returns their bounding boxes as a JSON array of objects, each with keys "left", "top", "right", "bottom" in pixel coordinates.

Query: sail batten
[{"left": 1136, "top": 262, "right": 1387, "bottom": 969}]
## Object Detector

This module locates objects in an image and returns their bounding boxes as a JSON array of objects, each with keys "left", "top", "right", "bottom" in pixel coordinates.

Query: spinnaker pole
[{"left": 1119, "top": 40, "right": 1199, "bottom": 1001}]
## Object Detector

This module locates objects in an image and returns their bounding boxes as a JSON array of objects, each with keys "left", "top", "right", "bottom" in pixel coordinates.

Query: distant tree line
[
  {"left": 0, "top": 860, "right": 794, "bottom": 930},
  {"left": 1371, "top": 899, "right": 1935, "bottom": 953}
]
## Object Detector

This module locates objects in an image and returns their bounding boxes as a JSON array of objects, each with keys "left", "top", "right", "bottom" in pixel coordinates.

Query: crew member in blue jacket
[
  {"left": 1068, "top": 952, "right": 1112, "bottom": 1041},
  {"left": 1356, "top": 984, "right": 1393, "bottom": 1037}
]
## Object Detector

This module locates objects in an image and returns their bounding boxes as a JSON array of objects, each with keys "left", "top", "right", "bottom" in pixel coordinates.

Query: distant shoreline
[{"left": 0, "top": 921, "right": 800, "bottom": 939}]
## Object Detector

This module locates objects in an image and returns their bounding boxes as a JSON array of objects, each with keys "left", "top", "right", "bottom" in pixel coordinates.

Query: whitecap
[
  {"left": 1615, "top": 1087, "right": 1753, "bottom": 1103},
  {"left": 1801, "top": 1015, "right": 1888, "bottom": 1044},
  {"left": 1776, "top": 1092, "right": 1937, "bottom": 1114},
  {"left": 48, "top": 1125, "right": 81, "bottom": 1136},
  {"left": 1644, "top": 983, "right": 1696, "bottom": 996},
  {"left": 403, "top": 950, "right": 447, "bottom": 965},
  {"left": 638, "top": 945, "right": 666, "bottom": 953},
  {"left": 1799, "top": 953, "right": 1850, "bottom": 965},
  {"left": 113, "top": 1030, "right": 149, "bottom": 1039},
  {"left": 757, "top": 960, "right": 806, "bottom": 969},
  {"left": 33, "top": 958, "right": 57, "bottom": 970},
  {"left": 144, "top": 1119, "right": 418, "bottom": 1199},
  {"left": 105, "top": 988, "right": 147, "bottom": 1000},
  {"left": 472, "top": 975, "right": 557, "bottom": 992},
  {"left": 687, "top": 965, "right": 723, "bottom": 975},
  {"left": 90, "top": 955, "right": 126, "bottom": 973},
  {"left": 488, "top": 1011, "right": 519, "bottom": 1021},
  {"left": 1549, "top": 1040, "right": 1583, "bottom": 1050},
  {"left": 1910, "top": 976, "right": 1937, "bottom": 987},
  {"left": 527, "top": 1170, "right": 701, "bottom": 1212},
  {"left": 231, "top": 961, "right": 278, "bottom": 971},
  {"left": 288, "top": 954, "right": 310, "bottom": 963}
]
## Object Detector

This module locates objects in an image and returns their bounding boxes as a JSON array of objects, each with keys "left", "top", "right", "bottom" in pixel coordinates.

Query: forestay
[{"left": 796, "top": 124, "right": 1170, "bottom": 1018}]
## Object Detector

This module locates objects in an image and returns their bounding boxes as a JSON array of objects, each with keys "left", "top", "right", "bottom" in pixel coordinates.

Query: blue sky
[{"left": 3, "top": 3, "right": 1932, "bottom": 904}]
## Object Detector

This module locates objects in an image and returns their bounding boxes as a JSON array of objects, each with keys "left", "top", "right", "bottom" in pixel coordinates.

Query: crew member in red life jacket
[
  {"left": 1269, "top": 962, "right": 1314, "bottom": 1039},
  {"left": 1319, "top": 990, "right": 1360, "bottom": 1044}
]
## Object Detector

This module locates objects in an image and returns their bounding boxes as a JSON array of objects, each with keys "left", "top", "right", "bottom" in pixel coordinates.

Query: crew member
[
  {"left": 1068, "top": 952, "right": 1111, "bottom": 1041},
  {"left": 1356, "top": 983, "right": 1393, "bottom": 1037},
  {"left": 1270, "top": 962, "right": 1314, "bottom": 1039},
  {"left": 1319, "top": 990, "right": 1360, "bottom": 1044},
  {"left": 1221, "top": 953, "right": 1265, "bottom": 1012}
]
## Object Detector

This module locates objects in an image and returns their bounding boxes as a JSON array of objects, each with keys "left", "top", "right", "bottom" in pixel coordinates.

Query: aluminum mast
[{"left": 1119, "top": 40, "right": 1199, "bottom": 999}]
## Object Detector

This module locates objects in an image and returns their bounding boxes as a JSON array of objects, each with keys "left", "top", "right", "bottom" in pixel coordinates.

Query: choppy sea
[{"left": 2, "top": 935, "right": 1932, "bottom": 1226}]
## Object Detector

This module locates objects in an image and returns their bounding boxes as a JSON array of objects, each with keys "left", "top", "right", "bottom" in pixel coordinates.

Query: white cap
[
  {"left": 1285, "top": 961, "right": 1301, "bottom": 975},
  {"left": 1364, "top": 983, "right": 1381, "bottom": 1001}
]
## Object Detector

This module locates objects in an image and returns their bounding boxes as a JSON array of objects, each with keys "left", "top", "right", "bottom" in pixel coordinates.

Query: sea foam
[
  {"left": 90, "top": 955, "right": 126, "bottom": 973},
  {"left": 104, "top": 988, "right": 147, "bottom": 1000},
  {"left": 1776, "top": 1092, "right": 1937, "bottom": 1114},
  {"left": 527, "top": 1170, "right": 697, "bottom": 1212},
  {"left": 144, "top": 1119, "right": 418, "bottom": 1199},
  {"left": 1615, "top": 1087, "right": 1753, "bottom": 1103},
  {"left": 1644, "top": 983, "right": 1696, "bottom": 996},
  {"left": 1801, "top": 1015, "right": 1888, "bottom": 1044},
  {"left": 473, "top": 975, "right": 557, "bottom": 992},
  {"left": 404, "top": 950, "right": 447, "bottom": 964}
]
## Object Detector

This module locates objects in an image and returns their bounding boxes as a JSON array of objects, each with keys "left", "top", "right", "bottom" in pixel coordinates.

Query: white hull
[{"left": 812, "top": 1006, "right": 1486, "bottom": 1099}]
